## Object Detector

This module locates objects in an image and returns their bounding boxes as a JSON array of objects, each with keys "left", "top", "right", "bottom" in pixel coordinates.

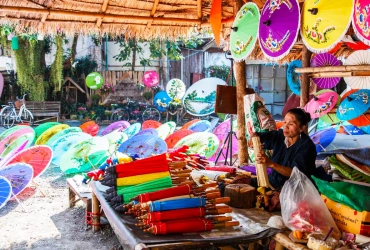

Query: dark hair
[{"left": 286, "top": 108, "right": 311, "bottom": 126}]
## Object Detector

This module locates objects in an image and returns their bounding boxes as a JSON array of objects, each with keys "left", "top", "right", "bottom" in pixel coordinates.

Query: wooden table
[{"left": 67, "top": 177, "right": 92, "bottom": 227}]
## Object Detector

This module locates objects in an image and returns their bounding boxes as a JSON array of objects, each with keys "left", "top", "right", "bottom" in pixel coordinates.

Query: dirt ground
[{"left": 0, "top": 165, "right": 121, "bottom": 250}]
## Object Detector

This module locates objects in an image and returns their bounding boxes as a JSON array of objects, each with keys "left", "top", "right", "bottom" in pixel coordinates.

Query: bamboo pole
[
  {"left": 197, "top": 0, "right": 202, "bottom": 18},
  {"left": 296, "top": 65, "right": 370, "bottom": 73},
  {"left": 300, "top": 45, "right": 312, "bottom": 108},
  {"left": 310, "top": 71, "right": 370, "bottom": 78},
  {"left": 151, "top": 0, "right": 160, "bottom": 16}
]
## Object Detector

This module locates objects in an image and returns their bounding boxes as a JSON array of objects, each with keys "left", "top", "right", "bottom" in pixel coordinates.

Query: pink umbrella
[
  {"left": 209, "top": 119, "right": 238, "bottom": 162},
  {"left": 310, "top": 52, "right": 341, "bottom": 89},
  {"left": 143, "top": 71, "right": 159, "bottom": 87},
  {"left": 0, "top": 127, "right": 34, "bottom": 155},
  {"left": 101, "top": 121, "right": 130, "bottom": 136},
  {"left": 0, "top": 140, "right": 29, "bottom": 169},
  {"left": 304, "top": 90, "right": 338, "bottom": 119}
]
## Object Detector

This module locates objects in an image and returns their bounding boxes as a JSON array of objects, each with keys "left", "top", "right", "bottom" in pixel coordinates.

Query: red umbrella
[
  {"left": 142, "top": 120, "right": 162, "bottom": 129},
  {"left": 165, "top": 130, "right": 193, "bottom": 149},
  {"left": 138, "top": 184, "right": 192, "bottom": 203},
  {"left": 205, "top": 166, "right": 236, "bottom": 174},
  {"left": 109, "top": 154, "right": 168, "bottom": 174},
  {"left": 80, "top": 121, "right": 99, "bottom": 136},
  {"left": 116, "top": 165, "right": 170, "bottom": 178},
  {"left": 151, "top": 218, "right": 213, "bottom": 234},
  {"left": 146, "top": 207, "right": 206, "bottom": 222}
]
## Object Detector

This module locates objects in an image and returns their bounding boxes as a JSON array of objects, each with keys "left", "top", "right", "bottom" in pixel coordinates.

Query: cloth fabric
[
  {"left": 256, "top": 129, "right": 317, "bottom": 189},
  {"left": 319, "top": 147, "right": 370, "bottom": 166}
]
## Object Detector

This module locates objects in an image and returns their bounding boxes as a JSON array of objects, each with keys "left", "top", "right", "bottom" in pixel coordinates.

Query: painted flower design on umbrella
[
  {"left": 233, "top": 37, "right": 253, "bottom": 55},
  {"left": 355, "top": 2, "right": 370, "bottom": 37},
  {"left": 314, "top": 95, "right": 335, "bottom": 115},
  {"left": 268, "top": 0, "right": 293, "bottom": 15},
  {"left": 237, "top": 6, "right": 253, "bottom": 20},
  {"left": 304, "top": 19, "right": 336, "bottom": 44},
  {"left": 261, "top": 31, "right": 290, "bottom": 52}
]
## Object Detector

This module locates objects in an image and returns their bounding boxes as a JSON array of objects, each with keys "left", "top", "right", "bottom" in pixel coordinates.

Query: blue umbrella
[
  {"left": 154, "top": 91, "right": 172, "bottom": 112},
  {"left": 188, "top": 120, "right": 212, "bottom": 132},
  {"left": 360, "top": 125, "right": 370, "bottom": 134},
  {"left": 209, "top": 117, "right": 220, "bottom": 132},
  {"left": 46, "top": 127, "right": 82, "bottom": 147},
  {"left": 150, "top": 197, "right": 207, "bottom": 212},
  {"left": 310, "top": 127, "right": 336, "bottom": 153},
  {"left": 287, "top": 60, "right": 302, "bottom": 95},
  {"left": 0, "top": 176, "right": 12, "bottom": 209},
  {"left": 136, "top": 128, "right": 158, "bottom": 137},
  {"left": 343, "top": 125, "right": 364, "bottom": 135},
  {"left": 123, "top": 122, "right": 141, "bottom": 138},
  {"left": 118, "top": 135, "right": 167, "bottom": 158},
  {"left": 337, "top": 90, "right": 370, "bottom": 121}
]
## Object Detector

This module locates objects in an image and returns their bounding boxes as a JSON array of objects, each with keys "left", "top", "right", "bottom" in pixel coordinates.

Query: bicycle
[
  {"left": 0, "top": 94, "right": 34, "bottom": 128},
  {"left": 110, "top": 99, "right": 161, "bottom": 123}
]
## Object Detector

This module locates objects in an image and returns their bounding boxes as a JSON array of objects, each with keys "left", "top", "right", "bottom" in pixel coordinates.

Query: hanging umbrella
[
  {"left": 136, "top": 128, "right": 158, "bottom": 137},
  {"left": 156, "top": 122, "right": 176, "bottom": 140},
  {"left": 310, "top": 52, "right": 342, "bottom": 88},
  {"left": 0, "top": 176, "right": 12, "bottom": 209},
  {"left": 337, "top": 89, "right": 370, "bottom": 120},
  {"left": 165, "top": 129, "right": 193, "bottom": 149},
  {"left": 142, "top": 120, "right": 162, "bottom": 129},
  {"left": 101, "top": 121, "right": 130, "bottom": 136},
  {"left": 0, "top": 127, "right": 34, "bottom": 156},
  {"left": 310, "top": 127, "right": 336, "bottom": 152},
  {"left": 230, "top": 2, "right": 260, "bottom": 61},
  {"left": 154, "top": 91, "right": 172, "bottom": 112},
  {"left": 353, "top": 0, "right": 370, "bottom": 45},
  {"left": 301, "top": 0, "right": 353, "bottom": 53},
  {"left": 174, "top": 132, "right": 220, "bottom": 158},
  {"left": 166, "top": 79, "right": 186, "bottom": 99},
  {"left": 49, "top": 132, "right": 92, "bottom": 166},
  {"left": 348, "top": 112, "right": 370, "bottom": 127},
  {"left": 35, "top": 124, "right": 70, "bottom": 145},
  {"left": 103, "top": 131, "right": 128, "bottom": 156},
  {"left": 209, "top": 119, "right": 238, "bottom": 162},
  {"left": 80, "top": 121, "right": 99, "bottom": 136},
  {"left": 188, "top": 120, "right": 212, "bottom": 132},
  {"left": 34, "top": 122, "right": 60, "bottom": 141},
  {"left": 181, "top": 119, "right": 201, "bottom": 130},
  {"left": 304, "top": 90, "right": 338, "bottom": 118},
  {"left": 143, "top": 70, "right": 159, "bottom": 87},
  {"left": 258, "top": 0, "right": 300, "bottom": 60},
  {"left": 6, "top": 146, "right": 53, "bottom": 179},
  {"left": 315, "top": 89, "right": 342, "bottom": 124},
  {"left": 123, "top": 122, "right": 141, "bottom": 138},
  {"left": 0, "top": 140, "right": 29, "bottom": 169},
  {"left": 343, "top": 50, "right": 370, "bottom": 89},
  {"left": 0, "top": 125, "right": 31, "bottom": 142},
  {"left": 0, "top": 163, "right": 33, "bottom": 197},
  {"left": 209, "top": 117, "right": 220, "bottom": 132},
  {"left": 60, "top": 137, "right": 109, "bottom": 174},
  {"left": 46, "top": 127, "right": 82, "bottom": 147},
  {"left": 118, "top": 135, "right": 167, "bottom": 158},
  {"left": 287, "top": 60, "right": 302, "bottom": 95}
]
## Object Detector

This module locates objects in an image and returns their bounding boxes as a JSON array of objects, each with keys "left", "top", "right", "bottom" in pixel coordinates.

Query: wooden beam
[
  {"left": 310, "top": 71, "right": 370, "bottom": 78},
  {"left": 197, "top": 0, "right": 202, "bottom": 19},
  {"left": 300, "top": 45, "right": 312, "bottom": 109},
  {"left": 151, "top": 0, "right": 160, "bottom": 16},
  {"left": 101, "top": 0, "right": 109, "bottom": 12},
  {"left": 296, "top": 65, "right": 370, "bottom": 73}
]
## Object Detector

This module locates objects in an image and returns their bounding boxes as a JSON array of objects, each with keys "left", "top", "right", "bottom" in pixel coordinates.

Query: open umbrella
[
  {"left": 316, "top": 89, "right": 342, "bottom": 124},
  {"left": 118, "top": 135, "right": 167, "bottom": 158},
  {"left": 35, "top": 124, "right": 70, "bottom": 145},
  {"left": 353, "top": 0, "right": 370, "bottom": 45},
  {"left": 123, "top": 122, "right": 141, "bottom": 138},
  {"left": 136, "top": 128, "right": 158, "bottom": 137},
  {"left": 46, "top": 127, "right": 82, "bottom": 147},
  {"left": 301, "top": 0, "right": 354, "bottom": 53},
  {"left": 166, "top": 79, "right": 186, "bottom": 99},
  {"left": 230, "top": 2, "right": 260, "bottom": 61},
  {"left": 154, "top": 91, "right": 172, "bottom": 112},
  {"left": 60, "top": 137, "right": 109, "bottom": 174},
  {"left": 142, "top": 120, "right": 162, "bottom": 129},
  {"left": 348, "top": 112, "right": 370, "bottom": 127},
  {"left": 0, "top": 125, "right": 31, "bottom": 141},
  {"left": 0, "top": 176, "right": 11, "bottom": 209},
  {"left": 181, "top": 119, "right": 201, "bottom": 130},
  {"left": 259, "top": 0, "right": 300, "bottom": 60},
  {"left": 143, "top": 70, "right": 159, "bottom": 87},
  {"left": 337, "top": 89, "right": 370, "bottom": 120},
  {"left": 0, "top": 140, "right": 29, "bottom": 169},
  {"left": 188, "top": 120, "right": 212, "bottom": 132},
  {"left": 343, "top": 50, "right": 370, "bottom": 89},
  {"left": 165, "top": 129, "right": 193, "bottom": 149},
  {"left": 0, "top": 127, "right": 34, "bottom": 156},
  {"left": 209, "top": 119, "right": 238, "bottom": 162},
  {"left": 34, "top": 122, "right": 60, "bottom": 141},
  {"left": 156, "top": 122, "right": 176, "bottom": 140},
  {"left": 0, "top": 163, "right": 33, "bottom": 196},
  {"left": 80, "top": 121, "right": 99, "bottom": 136},
  {"left": 287, "top": 60, "right": 302, "bottom": 95},
  {"left": 103, "top": 131, "right": 128, "bottom": 156},
  {"left": 209, "top": 117, "right": 220, "bottom": 132},
  {"left": 0, "top": 133, "right": 33, "bottom": 158},
  {"left": 310, "top": 127, "right": 336, "bottom": 152},
  {"left": 174, "top": 132, "right": 220, "bottom": 158},
  {"left": 304, "top": 90, "right": 338, "bottom": 118},
  {"left": 101, "top": 121, "right": 130, "bottom": 136},
  {"left": 310, "top": 52, "right": 342, "bottom": 88}
]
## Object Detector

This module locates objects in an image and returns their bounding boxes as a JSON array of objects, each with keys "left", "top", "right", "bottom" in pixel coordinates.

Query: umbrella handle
[
  {"left": 308, "top": 8, "right": 318, "bottom": 15},
  {"left": 12, "top": 192, "right": 27, "bottom": 212}
]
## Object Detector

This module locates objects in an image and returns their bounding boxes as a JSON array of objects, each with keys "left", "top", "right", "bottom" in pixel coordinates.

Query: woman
[{"left": 248, "top": 108, "right": 317, "bottom": 190}]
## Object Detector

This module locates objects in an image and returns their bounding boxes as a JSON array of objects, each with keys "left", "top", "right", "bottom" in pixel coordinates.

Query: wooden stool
[{"left": 67, "top": 177, "right": 92, "bottom": 227}]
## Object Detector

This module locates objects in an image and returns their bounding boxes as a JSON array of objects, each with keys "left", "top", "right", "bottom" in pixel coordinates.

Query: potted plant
[
  {"left": 90, "top": 94, "right": 101, "bottom": 106},
  {"left": 100, "top": 82, "right": 115, "bottom": 95},
  {"left": 142, "top": 91, "right": 153, "bottom": 102},
  {"left": 77, "top": 106, "right": 87, "bottom": 119}
]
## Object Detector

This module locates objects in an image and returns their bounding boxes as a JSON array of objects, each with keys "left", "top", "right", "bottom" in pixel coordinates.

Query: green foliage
[
  {"left": 0, "top": 25, "right": 12, "bottom": 49},
  {"left": 166, "top": 41, "right": 183, "bottom": 61},
  {"left": 149, "top": 40, "right": 166, "bottom": 58},
  {"left": 49, "top": 35, "right": 64, "bottom": 92},
  {"left": 205, "top": 63, "right": 236, "bottom": 86},
  {"left": 73, "top": 55, "right": 98, "bottom": 77},
  {"left": 180, "top": 37, "right": 204, "bottom": 49},
  {"left": 142, "top": 91, "right": 153, "bottom": 101}
]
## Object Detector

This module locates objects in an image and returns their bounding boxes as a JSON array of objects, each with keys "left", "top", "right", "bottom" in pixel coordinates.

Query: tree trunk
[
  {"left": 63, "top": 34, "right": 79, "bottom": 70},
  {"left": 132, "top": 38, "right": 137, "bottom": 72},
  {"left": 300, "top": 45, "right": 312, "bottom": 108}
]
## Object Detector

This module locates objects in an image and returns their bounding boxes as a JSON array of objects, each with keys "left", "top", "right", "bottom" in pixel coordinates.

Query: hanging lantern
[
  {"left": 86, "top": 72, "right": 104, "bottom": 90},
  {"left": 11, "top": 37, "right": 18, "bottom": 50}
]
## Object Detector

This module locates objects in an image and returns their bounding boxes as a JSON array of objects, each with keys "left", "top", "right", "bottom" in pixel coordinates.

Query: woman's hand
[
  {"left": 255, "top": 150, "right": 273, "bottom": 167},
  {"left": 247, "top": 133, "right": 258, "bottom": 148}
]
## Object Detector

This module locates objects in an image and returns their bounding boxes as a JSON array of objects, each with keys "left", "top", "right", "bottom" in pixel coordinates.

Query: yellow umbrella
[
  {"left": 301, "top": 0, "right": 353, "bottom": 53},
  {"left": 35, "top": 124, "right": 70, "bottom": 145}
]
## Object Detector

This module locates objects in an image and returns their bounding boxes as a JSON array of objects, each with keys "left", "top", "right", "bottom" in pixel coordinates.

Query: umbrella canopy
[
  {"left": 310, "top": 52, "right": 342, "bottom": 88},
  {"left": 35, "top": 124, "right": 70, "bottom": 145},
  {"left": 0, "top": 140, "right": 29, "bottom": 169},
  {"left": 0, "top": 176, "right": 12, "bottom": 209},
  {"left": 342, "top": 124, "right": 364, "bottom": 135},
  {"left": 154, "top": 91, "right": 172, "bottom": 112},
  {"left": 0, "top": 133, "right": 33, "bottom": 158},
  {"left": 337, "top": 89, "right": 370, "bottom": 120},
  {"left": 46, "top": 127, "right": 82, "bottom": 147},
  {"left": 118, "top": 135, "right": 167, "bottom": 158},
  {"left": 0, "top": 163, "right": 33, "bottom": 197},
  {"left": 343, "top": 50, "right": 370, "bottom": 89},
  {"left": 287, "top": 60, "right": 302, "bottom": 95},
  {"left": 6, "top": 146, "right": 53, "bottom": 179},
  {"left": 301, "top": 0, "right": 354, "bottom": 53},
  {"left": 60, "top": 137, "right": 109, "bottom": 174},
  {"left": 259, "top": 0, "right": 300, "bottom": 60},
  {"left": 136, "top": 128, "right": 158, "bottom": 137},
  {"left": 181, "top": 119, "right": 201, "bottom": 130},
  {"left": 166, "top": 79, "right": 186, "bottom": 99},
  {"left": 80, "top": 121, "right": 99, "bottom": 136},
  {"left": 156, "top": 122, "right": 176, "bottom": 140},
  {"left": 143, "top": 70, "right": 159, "bottom": 87},
  {"left": 209, "top": 117, "right": 220, "bottom": 132},
  {"left": 230, "top": 2, "right": 260, "bottom": 61},
  {"left": 0, "top": 127, "right": 34, "bottom": 156},
  {"left": 103, "top": 131, "right": 128, "bottom": 156},
  {"left": 0, "top": 125, "right": 31, "bottom": 141},
  {"left": 34, "top": 122, "right": 60, "bottom": 141},
  {"left": 209, "top": 119, "right": 238, "bottom": 162},
  {"left": 174, "top": 132, "right": 220, "bottom": 158},
  {"left": 304, "top": 90, "right": 338, "bottom": 118},
  {"left": 188, "top": 120, "right": 212, "bottom": 132},
  {"left": 353, "top": 0, "right": 370, "bottom": 45},
  {"left": 348, "top": 112, "right": 370, "bottom": 127},
  {"left": 310, "top": 127, "right": 336, "bottom": 152},
  {"left": 101, "top": 121, "right": 130, "bottom": 136},
  {"left": 165, "top": 129, "right": 193, "bottom": 149},
  {"left": 142, "top": 120, "right": 162, "bottom": 129},
  {"left": 49, "top": 132, "right": 92, "bottom": 166},
  {"left": 123, "top": 122, "right": 141, "bottom": 138}
]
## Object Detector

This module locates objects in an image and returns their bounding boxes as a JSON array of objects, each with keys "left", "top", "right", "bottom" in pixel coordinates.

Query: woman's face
[{"left": 283, "top": 113, "right": 303, "bottom": 138}]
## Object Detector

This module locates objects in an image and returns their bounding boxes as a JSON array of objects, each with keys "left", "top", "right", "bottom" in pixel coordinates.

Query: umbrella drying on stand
[
  {"left": 101, "top": 121, "right": 130, "bottom": 136},
  {"left": 142, "top": 120, "right": 162, "bottom": 129},
  {"left": 118, "top": 135, "right": 167, "bottom": 159},
  {"left": 35, "top": 124, "right": 70, "bottom": 145}
]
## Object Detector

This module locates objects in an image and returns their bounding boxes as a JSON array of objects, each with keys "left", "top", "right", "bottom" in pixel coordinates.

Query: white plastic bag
[{"left": 280, "top": 167, "right": 340, "bottom": 239}]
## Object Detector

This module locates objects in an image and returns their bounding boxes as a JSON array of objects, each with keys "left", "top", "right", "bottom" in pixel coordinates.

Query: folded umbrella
[
  {"left": 150, "top": 197, "right": 207, "bottom": 212},
  {"left": 145, "top": 207, "right": 206, "bottom": 222},
  {"left": 138, "top": 184, "right": 192, "bottom": 203},
  {"left": 105, "top": 154, "right": 168, "bottom": 174}
]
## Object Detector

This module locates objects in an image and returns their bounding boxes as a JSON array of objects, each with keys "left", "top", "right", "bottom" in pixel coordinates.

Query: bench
[{"left": 26, "top": 101, "right": 61, "bottom": 123}]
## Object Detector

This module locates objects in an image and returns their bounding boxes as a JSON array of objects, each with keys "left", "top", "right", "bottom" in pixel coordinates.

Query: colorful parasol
[
  {"left": 80, "top": 121, "right": 99, "bottom": 136},
  {"left": 0, "top": 163, "right": 33, "bottom": 196},
  {"left": 0, "top": 176, "right": 11, "bottom": 209},
  {"left": 136, "top": 128, "right": 158, "bottom": 137},
  {"left": 35, "top": 124, "right": 70, "bottom": 145},
  {"left": 348, "top": 112, "right": 370, "bottom": 127},
  {"left": 154, "top": 91, "right": 172, "bottom": 112},
  {"left": 0, "top": 125, "right": 31, "bottom": 141},
  {"left": 142, "top": 120, "right": 162, "bottom": 129},
  {"left": 0, "top": 133, "right": 33, "bottom": 158},
  {"left": 181, "top": 119, "right": 201, "bottom": 130},
  {"left": 316, "top": 89, "right": 342, "bottom": 124},
  {"left": 188, "top": 120, "right": 212, "bottom": 132},
  {"left": 0, "top": 140, "right": 28, "bottom": 169},
  {"left": 34, "top": 122, "right": 60, "bottom": 141},
  {"left": 143, "top": 70, "right": 159, "bottom": 87},
  {"left": 304, "top": 90, "right": 338, "bottom": 118},
  {"left": 0, "top": 127, "right": 34, "bottom": 156},
  {"left": 46, "top": 127, "right": 82, "bottom": 147},
  {"left": 259, "top": 0, "right": 300, "bottom": 60},
  {"left": 310, "top": 127, "right": 336, "bottom": 152},
  {"left": 156, "top": 122, "right": 176, "bottom": 140},
  {"left": 301, "top": 0, "right": 354, "bottom": 53},
  {"left": 343, "top": 50, "right": 370, "bottom": 89},
  {"left": 150, "top": 197, "right": 206, "bottom": 212},
  {"left": 342, "top": 124, "right": 364, "bottom": 135},
  {"left": 6, "top": 146, "right": 53, "bottom": 179},
  {"left": 166, "top": 79, "right": 186, "bottom": 99},
  {"left": 103, "top": 131, "right": 128, "bottom": 156},
  {"left": 60, "top": 137, "right": 109, "bottom": 174},
  {"left": 145, "top": 207, "right": 205, "bottom": 222},
  {"left": 165, "top": 129, "right": 193, "bottom": 149},
  {"left": 0, "top": 73, "right": 3, "bottom": 98},
  {"left": 118, "top": 135, "right": 167, "bottom": 158},
  {"left": 209, "top": 117, "right": 220, "bottom": 132},
  {"left": 123, "top": 122, "right": 141, "bottom": 138},
  {"left": 353, "top": 0, "right": 370, "bottom": 45},
  {"left": 230, "top": 2, "right": 260, "bottom": 61},
  {"left": 337, "top": 89, "right": 370, "bottom": 120},
  {"left": 138, "top": 184, "right": 192, "bottom": 203},
  {"left": 174, "top": 132, "right": 220, "bottom": 158},
  {"left": 101, "top": 121, "right": 130, "bottom": 136},
  {"left": 149, "top": 218, "right": 214, "bottom": 235},
  {"left": 287, "top": 60, "right": 302, "bottom": 95},
  {"left": 49, "top": 132, "right": 92, "bottom": 166},
  {"left": 310, "top": 52, "right": 342, "bottom": 88}
]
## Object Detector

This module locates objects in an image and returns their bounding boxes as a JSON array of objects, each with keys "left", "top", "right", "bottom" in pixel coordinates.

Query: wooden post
[
  {"left": 300, "top": 45, "right": 312, "bottom": 108},
  {"left": 92, "top": 191, "right": 100, "bottom": 232}
]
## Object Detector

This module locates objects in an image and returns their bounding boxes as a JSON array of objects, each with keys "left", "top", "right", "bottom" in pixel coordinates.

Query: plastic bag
[{"left": 280, "top": 167, "right": 340, "bottom": 239}]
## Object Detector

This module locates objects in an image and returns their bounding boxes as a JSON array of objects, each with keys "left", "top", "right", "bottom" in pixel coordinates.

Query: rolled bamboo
[
  {"left": 296, "top": 65, "right": 370, "bottom": 73},
  {"left": 310, "top": 71, "right": 370, "bottom": 78},
  {"left": 251, "top": 136, "right": 271, "bottom": 188}
]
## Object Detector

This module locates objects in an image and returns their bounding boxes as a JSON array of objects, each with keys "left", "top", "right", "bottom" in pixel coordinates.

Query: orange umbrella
[
  {"left": 80, "top": 121, "right": 99, "bottom": 136},
  {"left": 165, "top": 129, "right": 193, "bottom": 149},
  {"left": 348, "top": 112, "right": 370, "bottom": 127},
  {"left": 142, "top": 120, "right": 162, "bottom": 129},
  {"left": 181, "top": 119, "right": 201, "bottom": 130}
]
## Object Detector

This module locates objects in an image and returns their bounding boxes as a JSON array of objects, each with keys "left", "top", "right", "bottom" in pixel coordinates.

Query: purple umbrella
[
  {"left": 310, "top": 53, "right": 341, "bottom": 89},
  {"left": 310, "top": 127, "right": 336, "bottom": 153},
  {"left": 136, "top": 128, "right": 158, "bottom": 137},
  {"left": 259, "top": 0, "right": 300, "bottom": 61},
  {"left": 0, "top": 163, "right": 33, "bottom": 197},
  {"left": 101, "top": 121, "right": 130, "bottom": 136}
]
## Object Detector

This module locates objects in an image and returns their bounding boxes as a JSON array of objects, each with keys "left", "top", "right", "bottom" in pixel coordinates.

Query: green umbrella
[
  {"left": 46, "top": 127, "right": 82, "bottom": 147},
  {"left": 0, "top": 125, "right": 31, "bottom": 141},
  {"left": 35, "top": 124, "right": 70, "bottom": 145},
  {"left": 34, "top": 122, "right": 60, "bottom": 142},
  {"left": 103, "top": 131, "right": 128, "bottom": 156},
  {"left": 230, "top": 2, "right": 260, "bottom": 61},
  {"left": 174, "top": 132, "right": 220, "bottom": 158},
  {"left": 156, "top": 122, "right": 176, "bottom": 140},
  {"left": 0, "top": 131, "right": 34, "bottom": 157}
]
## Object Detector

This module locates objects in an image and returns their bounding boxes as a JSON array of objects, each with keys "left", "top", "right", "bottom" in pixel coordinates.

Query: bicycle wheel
[
  {"left": 142, "top": 108, "right": 161, "bottom": 122},
  {"left": 0, "top": 106, "right": 13, "bottom": 126},
  {"left": 111, "top": 109, "right": 130, "bottom": 121},
  {"left": 2, "top": 110, "right": 16, "bottom": 128},
  {"left": 20, "top": 109, "right": 34, "bottom": 126}
]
